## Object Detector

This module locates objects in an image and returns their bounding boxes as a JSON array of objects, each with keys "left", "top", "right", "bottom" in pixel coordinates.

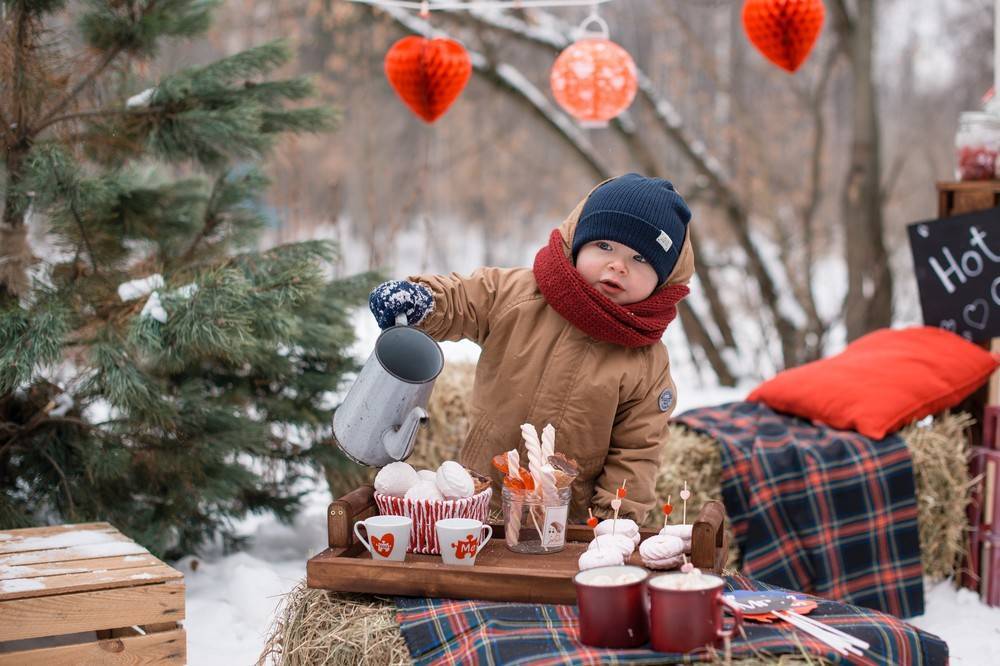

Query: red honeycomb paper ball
[
  {"left": 742, "top": 0, "right": 825, "bottom": 73},
  {"left": 384, "top": 36, "right": 472, "bottom": 123}
]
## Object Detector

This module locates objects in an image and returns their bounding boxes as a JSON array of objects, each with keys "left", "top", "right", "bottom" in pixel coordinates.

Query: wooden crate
[{"left": 0, "top": 522, "right": 185, "bottom": 664}]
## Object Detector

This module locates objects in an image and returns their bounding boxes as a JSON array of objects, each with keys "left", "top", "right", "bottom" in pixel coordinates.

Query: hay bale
[
  {"left": 258, "top": 584, "right": 408, "bottom": 666},
  {"left": 899, "top": 411, "right": 976, "bottom": 581},
  {"left": 410, "top": 361, "right": 476, "bottom": 470}
]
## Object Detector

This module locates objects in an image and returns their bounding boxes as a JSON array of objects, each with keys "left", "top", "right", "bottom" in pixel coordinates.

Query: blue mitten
[{"left": 368, "top": 280, "right": 434, "bottom": 329}]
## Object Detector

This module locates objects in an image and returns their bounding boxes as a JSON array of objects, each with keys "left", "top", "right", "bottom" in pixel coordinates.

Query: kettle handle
[{"left": 395, "top": 313, "right": 408, "bottom": 326}]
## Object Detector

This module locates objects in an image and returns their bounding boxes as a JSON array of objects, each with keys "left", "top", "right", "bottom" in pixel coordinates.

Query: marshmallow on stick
[
  {"left": 521, "top": 423, "right": 556, "bottom": 502},
  {"left": 540, "top": 423, "right": 556, "bottom": 461}
]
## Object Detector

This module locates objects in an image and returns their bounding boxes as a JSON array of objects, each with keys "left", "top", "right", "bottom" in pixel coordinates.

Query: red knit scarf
[{"left": 532, "top": 229, "right": 689, "bottom": 348}]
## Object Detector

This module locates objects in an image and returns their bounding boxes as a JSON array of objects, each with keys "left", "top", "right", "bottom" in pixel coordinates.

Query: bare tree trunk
[{"left": 835, "top": 0, "right": 893, "bottom": 340}]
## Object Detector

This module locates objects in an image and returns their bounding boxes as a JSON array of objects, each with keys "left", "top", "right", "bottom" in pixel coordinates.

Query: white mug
[
  {"left": 354, "top": 515, "right": 412, "bottom": 562},
  {"left": 435, "top": 518, "right": 492, "bottom": 566}
]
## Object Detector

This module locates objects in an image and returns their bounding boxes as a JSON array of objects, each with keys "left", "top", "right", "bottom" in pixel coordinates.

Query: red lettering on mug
[{"left": 451, "top": 534, "right": 478, "bottom": 559}]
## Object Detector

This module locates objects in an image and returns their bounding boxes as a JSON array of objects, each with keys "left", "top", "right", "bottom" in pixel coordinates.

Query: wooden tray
[{"left": 307, "top": 485, "right": 728, "bottom": 604}]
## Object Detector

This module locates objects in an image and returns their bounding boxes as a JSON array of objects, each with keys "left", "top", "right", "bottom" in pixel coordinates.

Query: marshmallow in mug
[
  {"left": 649, "top": 571, "right": 720, "bottom": 591},
  {"left": 584, "top": 570, "right": 646, "bottom": 586},
  {"left": 588, "top": 533, "right": 636, "bottom": 558},
  {"left": 594, "top": 518, "right": 640, "bottom": 545}
]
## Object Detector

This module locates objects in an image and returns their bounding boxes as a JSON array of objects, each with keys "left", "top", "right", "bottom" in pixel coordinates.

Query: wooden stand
[
  {"left": 0, "top": 523, "right": 185, "bottom": 665},
  {"left": 938, "top": 181, "right": 1000, "bottom": 605},
  {"left": 936, "top": 181, "right": 1000, "bottom": 447},
  {"left": 309, "top": 485, "right": 729, "bottom": 604}
]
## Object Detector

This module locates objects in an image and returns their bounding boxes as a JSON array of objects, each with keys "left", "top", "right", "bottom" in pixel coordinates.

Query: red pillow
[{"left": 748, "top": 327, "right": 1000, "bottom": 439}]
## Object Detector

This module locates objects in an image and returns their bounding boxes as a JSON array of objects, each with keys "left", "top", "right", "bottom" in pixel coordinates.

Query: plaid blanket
[
  {"left": 395, "top": 576, "right": 947, "bottom": 665},
  {"left": 674, "top": 401, "right": 924, "bottom": 618}
]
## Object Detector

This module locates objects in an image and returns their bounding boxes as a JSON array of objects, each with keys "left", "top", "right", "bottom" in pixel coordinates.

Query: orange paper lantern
[
  {"left": 742, "top": 0, "right": 825, "bottom": 73},
  {"left": 550, "top": 37, "right": 637, "bottom": 128},
  {"left": 384, "top": 36, "right": 472, "bottom": 123}
]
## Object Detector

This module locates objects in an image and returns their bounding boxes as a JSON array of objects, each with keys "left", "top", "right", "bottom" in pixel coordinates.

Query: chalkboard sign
[{"left": 907, "top": 207, "right": 1000, "bottom": 342}]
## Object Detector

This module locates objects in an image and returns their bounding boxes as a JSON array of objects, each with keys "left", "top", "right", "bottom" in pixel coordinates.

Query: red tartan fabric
[
  {"left": 394, "top": 576, "right": 947, "bottom": 665},
  {"left": 532, "top": 229, "right": 688, "bottom": 347},
  {"left": 675, "top": 401, "right": 925, "bottom": 618}
]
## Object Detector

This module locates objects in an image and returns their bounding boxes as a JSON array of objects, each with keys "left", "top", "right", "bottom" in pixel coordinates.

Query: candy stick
[
  {"left": 520, "top": 424, "right": 551, "bottom": 543},
  {"left": 541, "top": 423, "right": 556, "bottom": 460},
  {"left": 680, "top": 481, "right": 691, "bottom": 524},
  {"left": 662, "top": 495, "right": 673, "bottom": 528},
  {"left": 610, "top": 479, "right": 627, "bottom": 535},
  {"left": 587, "top": 508, "right": 600, "bottom": 550}
]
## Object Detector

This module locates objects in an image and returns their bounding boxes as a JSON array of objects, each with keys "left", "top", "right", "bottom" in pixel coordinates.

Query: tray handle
[
  {"left": 691, "top": 500, "right": 726, "bottom": 572},
  {"left": 328, "top": 484, "right": 377, "bottom": 548}
]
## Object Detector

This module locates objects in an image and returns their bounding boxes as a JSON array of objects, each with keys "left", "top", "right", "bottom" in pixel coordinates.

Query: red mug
[
  {"left": 573, "top": 565, "right": 650, "bottom": 648},
  {"left": 647, "top": 572, "right": 743, "bottom": 654}
]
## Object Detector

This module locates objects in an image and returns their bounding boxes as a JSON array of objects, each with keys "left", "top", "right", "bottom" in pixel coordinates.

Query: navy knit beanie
[{"left": 572, "top": 173, "right": 691, "bottom": 285}]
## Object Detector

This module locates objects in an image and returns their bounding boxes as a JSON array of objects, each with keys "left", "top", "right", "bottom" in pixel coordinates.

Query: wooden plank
[
  {"left": 0, "top": 529, "right": 132, "bottom": 556},
  {"left": 0, "top": 541, "right": 149, "bottom": 568},
  {"left": 0, "top": 580, "right": 185, "bottom": 642},
  {"left": 0, "top": 523, "right": 112, "bottom": 541},
  {"left": 1, "top": 554, "right": 161, "bottom": 581},
  {"left": 0, "top": 564, "right": 183, "bottom": 602},
  {"left": 0, "top": 627, "right": 185, "bottom": 665}
]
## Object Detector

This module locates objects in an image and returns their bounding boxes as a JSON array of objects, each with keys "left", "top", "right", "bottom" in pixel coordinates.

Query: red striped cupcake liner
[{"left": 374, "top": 487, "right": 492, "bottom": 554}]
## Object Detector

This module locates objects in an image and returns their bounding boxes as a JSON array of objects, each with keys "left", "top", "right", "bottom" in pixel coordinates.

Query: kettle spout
[{"left": 381, "top": 406, "right": 428, "bottom": 462}]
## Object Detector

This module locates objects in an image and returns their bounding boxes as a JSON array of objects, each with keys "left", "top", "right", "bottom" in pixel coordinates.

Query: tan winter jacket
[{"left": 409, "top": 192, "right": 695, "bottom": 524}]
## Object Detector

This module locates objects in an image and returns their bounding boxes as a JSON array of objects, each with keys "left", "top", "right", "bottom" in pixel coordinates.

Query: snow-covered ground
[{"left": 182, "top": 314, "right": 1000, "bottom": 665}]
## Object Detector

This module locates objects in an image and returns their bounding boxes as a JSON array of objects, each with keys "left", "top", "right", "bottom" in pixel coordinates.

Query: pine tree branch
[
  {"left": 33, "top": 47, "right": 125, "bottom": 136},
  {"left": 179, "top": 171, "right": 227, "bottom": 262},
  {"left": 69, "top": 197, "right": 101, "bottom": 277},
  {"left": 33, "top": 107, "right": 161, "bottom": 135},
  {"left": 39, "top": 447, "right": 77, "bottom": 520},
  {"left": 31, "top": 0, "right": 166, "bottom": 134}
]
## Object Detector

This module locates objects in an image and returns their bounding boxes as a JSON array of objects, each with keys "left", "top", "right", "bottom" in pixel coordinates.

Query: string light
[{"left": 347, "top": 0, "right": 616, "bottom": 12}]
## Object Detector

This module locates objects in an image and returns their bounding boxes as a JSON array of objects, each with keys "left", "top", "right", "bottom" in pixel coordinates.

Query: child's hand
[{"left": 368, "top": 280, "right": 434, "bottom": 329}]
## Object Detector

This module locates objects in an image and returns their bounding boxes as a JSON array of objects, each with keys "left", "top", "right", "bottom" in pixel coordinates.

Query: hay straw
[
  {"left": 899, "top": 411, "right": 975, "bottom": 581},
  {"left": 258, "top": 584, "right": 409, "bottom": 666}
]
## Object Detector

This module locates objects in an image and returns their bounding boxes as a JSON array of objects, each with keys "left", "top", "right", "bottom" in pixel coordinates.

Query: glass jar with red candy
[{"left": 955, "top": 111, "right": 1000, "bottom": 181}]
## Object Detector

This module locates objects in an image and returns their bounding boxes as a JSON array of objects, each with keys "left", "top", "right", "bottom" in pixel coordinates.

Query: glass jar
[
  {"left": 955, "top": 111, "right": 1000, "bottom": 181},
  {"left": 502, "top": 486, "right": 572, "bottom": 554}
]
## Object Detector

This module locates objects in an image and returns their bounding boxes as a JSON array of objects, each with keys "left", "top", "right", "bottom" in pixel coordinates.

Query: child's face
[{"left": 575, "top": 240, "right": 659, "bottom": 305}]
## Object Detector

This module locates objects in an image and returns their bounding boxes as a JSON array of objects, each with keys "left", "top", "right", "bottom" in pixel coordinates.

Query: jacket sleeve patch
[{"left": 658, "top": 388, "right": 674, "bottom": 412}]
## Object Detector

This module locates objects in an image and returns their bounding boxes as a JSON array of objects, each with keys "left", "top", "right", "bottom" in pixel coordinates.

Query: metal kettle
[{"left": 333, "top": 314, "right": 443, "bottom": 467}]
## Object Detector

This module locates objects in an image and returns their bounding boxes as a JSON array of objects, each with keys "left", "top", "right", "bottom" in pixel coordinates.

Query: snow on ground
[{"left": 182, "top": 313, "right": 1000, "bottom": 665}]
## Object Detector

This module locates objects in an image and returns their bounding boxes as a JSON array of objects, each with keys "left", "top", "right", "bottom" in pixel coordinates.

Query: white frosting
[
  {"left": 416, "top": 469, "right": 437, "bottom": 483},
  {"left": 587, "top": 533, "right": 635, "bottom": 557},
  {"left": 639, "top": 534, "right": 685, "bottom": 570},
  {"left": 435, "top": 461, "right": 474, "bottom": 499},
  {"left": 659, "top": 524, "right": 693, "bottom": 551},
  {"left": 578, "top": 548, "right": 625, "bottom": 571},
  {"left": 404, "top": 480, "right": 445, "bottom": 502},
  {"left": 594, "top": 518, "right": 640, "bottom": 545},
  {"left": 374, "top": 462, "right": 420, "bottom": 497}
]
